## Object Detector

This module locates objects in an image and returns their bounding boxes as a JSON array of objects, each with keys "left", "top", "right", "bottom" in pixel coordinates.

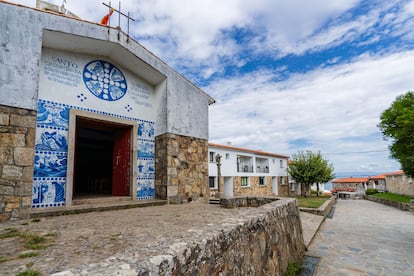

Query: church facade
[{"left": 0, "top": 2, "right": 214, "bottom": 221}]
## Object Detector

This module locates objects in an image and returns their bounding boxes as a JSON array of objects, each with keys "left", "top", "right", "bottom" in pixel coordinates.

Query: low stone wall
[
  {"left": 56, "top": 198, "right": 305, "bottom": 275},
  {"left": 365, "top": 196, "right": 413, "bottom": 212},
  {"left": 220, "top": 196, "right": 278, "bottom": 208},
  {"left": 300, "top": 197, "right": 335, "bottom": 217}
]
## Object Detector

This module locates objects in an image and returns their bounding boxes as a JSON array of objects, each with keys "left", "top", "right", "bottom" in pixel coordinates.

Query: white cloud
[{"left": 206, "top": 50, "right": 414, "bottom": 172}]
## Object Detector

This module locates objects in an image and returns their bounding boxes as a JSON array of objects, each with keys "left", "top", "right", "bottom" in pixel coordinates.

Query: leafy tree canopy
[
  {"left": 288, "top": 151, "right": 335, "bottom": 196},
  {"left": 378, "top": 91, "right": 414, "bottom": 177}
]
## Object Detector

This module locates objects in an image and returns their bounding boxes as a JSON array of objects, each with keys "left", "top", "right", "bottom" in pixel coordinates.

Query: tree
[
  {"left": 288, "top": 151, "right": 335, "bottom": 197},
  {"left": 378, "top": 91, "right": 414, "bottom": 177}
]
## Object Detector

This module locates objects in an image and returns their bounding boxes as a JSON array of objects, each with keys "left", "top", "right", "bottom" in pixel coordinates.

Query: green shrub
[
  {"left": 285, "top": 261, "right": 301, "bottom": 276},
  {"left": 365, "top": 188, "right": 378, "bottom": 195}
]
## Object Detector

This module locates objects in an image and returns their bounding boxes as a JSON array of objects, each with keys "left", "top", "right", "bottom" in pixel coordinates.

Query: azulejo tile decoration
[
  {"left": 138, "top": 159, "right": 155, "bottom": 179},
  {"left": 34, "top": 151, "right": 68, "bottom": 178},
  {"left": 82, "top": 60, "right": 127, "bottom": 101},
  {"left": 32, "top": 178, "right": 65, "bottom": 208},
  {"left": 137, "top": 178, "right": 155, "bottom": 200},
  {"left": 32, "top": 99, "right": 156, "bottom": 207},
  {"left": 35, "top": 128, "right": 68, "bottom": 152}
]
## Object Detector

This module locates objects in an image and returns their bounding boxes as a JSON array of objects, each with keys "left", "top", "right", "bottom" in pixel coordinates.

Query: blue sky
[{"left": 11, "top": 0, "right": 414, "bottom": 174}]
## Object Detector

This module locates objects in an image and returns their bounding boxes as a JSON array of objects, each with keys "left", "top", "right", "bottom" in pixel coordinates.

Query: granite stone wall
[
  {"left": 58, "top": 198, "right": 305, "bottom": 275},
  {"left": 233, "top": 176, "right": 275, "bottom": 196},
  {"left": 0, "top": 105, "right": 36, "bottom": 221},
  {"left": 385, "top": 175, "right": 414, "bottom": 197},
  {"left": 366, "top": 196, "right": 413, "bottom": 212},
  {"left": 155, "top": 133, "right": 208, "bottom": 203}
]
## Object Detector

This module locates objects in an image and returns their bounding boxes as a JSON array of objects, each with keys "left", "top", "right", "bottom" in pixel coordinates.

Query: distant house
[
  {"left": 208, "top": 143, "right": 289, "bottom": 197},
  {"left": 384, "top": 171, "right": 414, "bottom": 197},
  {"left": 332, "top": 177, "right": 369, "bottom": 192},
  {"left": 367, "top": 174, "right": 386, "bottom": 192}
]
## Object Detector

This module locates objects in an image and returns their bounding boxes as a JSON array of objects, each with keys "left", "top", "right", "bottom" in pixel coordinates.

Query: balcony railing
[
  {"left": 238, "top": 165, "right": 253, "bottom": 173},
  {"left": 256, "top": 167, "right": 269, "bottom": 173}
]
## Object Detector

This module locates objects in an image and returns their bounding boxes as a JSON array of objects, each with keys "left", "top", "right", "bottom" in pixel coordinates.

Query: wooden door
[{"left": 112, "top": 127, "right": 131, "bottom": 196}]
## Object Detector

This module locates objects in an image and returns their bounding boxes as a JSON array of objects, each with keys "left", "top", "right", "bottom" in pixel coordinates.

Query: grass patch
[
  {"left": 16, "top": 269, "right": 42, "bottom": 276},
  {"left": 0, "top": 255, "right": 8, "bottom": 263},
  {"left": 0, "top": 228, "right": 20, "bottom": 239},
  {"left": 371, "top": 192, "right": 412, "bottom": 203},
  {"left": 18, "top": 252, "right": 39, "bottom": 259},
  {"left": 284, "top": 261, "right": 301, "bottom": 276},
  {"left": 297, "top": 196, "right": 330, "bottom": 208},
  {"left": 21, "top": 233, "right": 47, "bottom": 250}
]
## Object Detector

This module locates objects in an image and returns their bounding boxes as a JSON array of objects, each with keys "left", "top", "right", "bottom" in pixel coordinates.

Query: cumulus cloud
[
  {"left": 8, "top": 0, "right": 413, "bottom": 173},
  {"left": 206, "top": 51, "right": 414, "bottom": 172}
]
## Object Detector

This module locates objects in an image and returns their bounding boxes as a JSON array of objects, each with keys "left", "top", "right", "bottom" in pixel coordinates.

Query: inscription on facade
[{"left": 44, "top": 56, "right": 81, "bottom": 87}]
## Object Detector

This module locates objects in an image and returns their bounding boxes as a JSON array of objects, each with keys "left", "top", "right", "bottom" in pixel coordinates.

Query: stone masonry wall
[
  {"left": 278, "top": 176, "right": 291, "bottom": 197},
  {"left": 233, "top": 176, "right": 275, "bottom": 197},
  {"left": 58, "top": 198, "right": 305, "bottom": 275},
  {"left": 0, "top": 105, "right": 36, "bottom": 222},
  {"left": 155, "top": 133, "right": 208, "bottom": 203},
  {"left": 385, "top": 175, "right": 414, "bottom": 197}
]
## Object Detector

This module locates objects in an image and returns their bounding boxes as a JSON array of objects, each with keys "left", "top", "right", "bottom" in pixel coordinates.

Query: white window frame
[{"left": 241, "top": 176, "right": 249, "bottom": 187}]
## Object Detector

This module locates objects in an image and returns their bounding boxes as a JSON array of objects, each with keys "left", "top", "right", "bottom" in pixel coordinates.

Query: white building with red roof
[{"left": 208, "top": 143, "right": 291, "bottom": 197}]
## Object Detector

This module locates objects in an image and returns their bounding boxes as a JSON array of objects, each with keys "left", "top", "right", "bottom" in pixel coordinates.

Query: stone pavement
[
  {"left": 300, "top": 211, "right": 325, "bottom": 248},
  {"left": 0, "top": 198, "right": 305, "bottom": 275},
  {"left": 307, "top": 199, "right": 414, "bottom": 276}
]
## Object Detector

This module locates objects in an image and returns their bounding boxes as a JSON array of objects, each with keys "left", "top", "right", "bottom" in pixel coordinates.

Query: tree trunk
[{"left": 316, "top": 183, "right": 320, "bottom": 197}]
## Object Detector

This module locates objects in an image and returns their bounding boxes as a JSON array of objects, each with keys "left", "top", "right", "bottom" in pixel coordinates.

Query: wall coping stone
[
  {"left": 299, "top": 196, "right": 336, "bottom": 217},
  {"left": 51, "top": 198, "right": 305, "bottom": 275},
  {"left": 365, "top": 195, "right": 413, "bottom": 212},
  {"left": 220, "top": 196, "right": 278, "bottom": 208}
]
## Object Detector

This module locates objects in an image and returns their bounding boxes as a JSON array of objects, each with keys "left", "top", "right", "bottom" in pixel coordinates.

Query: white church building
[{"left": 0, "top": 1, "right": 214, "bottom": 221}]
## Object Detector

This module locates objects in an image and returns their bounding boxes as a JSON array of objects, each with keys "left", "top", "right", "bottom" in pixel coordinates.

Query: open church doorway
[{"left": 66, "top": 110, "right": 137, "bottom": 205}]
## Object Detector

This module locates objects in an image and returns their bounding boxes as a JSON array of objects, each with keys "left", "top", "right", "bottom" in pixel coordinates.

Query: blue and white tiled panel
[
  {"left": 32, "top": 152, "right": 67, "bottom": 209},
  {"left": 37, "top": 101, "right": 70, "bottom": 129},
  {"left": 32, "top": 178, "right": 65, "bottom": 208},
  {"left": 137, "top": 121, "right": 155, "bottom": 141},
  {"left": 137, "top": 159, "right": 155, "bottom": 178},
  {"left": 138, "top": 141, "right": 155, "bottom": 159},
  {"left": 137, "top": 178, "right": 155, "bottom": 200}
]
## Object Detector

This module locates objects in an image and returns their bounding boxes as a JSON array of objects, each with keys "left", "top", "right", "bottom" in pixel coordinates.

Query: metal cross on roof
[{"left": 102, "top": 1, "right": 136, "bottom": 42}]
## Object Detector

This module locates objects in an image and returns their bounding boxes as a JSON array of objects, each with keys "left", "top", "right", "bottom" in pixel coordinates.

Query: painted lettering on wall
[
  {"left": 129, "top": 81, "right": 153, "bottom": 108},
  {"left": 43, "top": 56, "right": 81, "bottom": 87}
]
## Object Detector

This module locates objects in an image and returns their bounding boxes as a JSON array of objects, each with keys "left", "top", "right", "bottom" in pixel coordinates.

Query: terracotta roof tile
[
  {"left": 383, "top": 170, "right": 404, "bottom": 176},
  {"left": 369, "top": 174, "right": 386, "bottom": 180},
  {"left": 208, "top": 143, "right": 289, "bottom": 159},
  {"left": 332, "top": 177, "right": 369, "bottom": 183}
]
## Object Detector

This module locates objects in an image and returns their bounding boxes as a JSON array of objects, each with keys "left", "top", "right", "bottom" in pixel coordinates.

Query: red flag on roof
[{"left": 100, "top": 8, "right": 115, "bottom": 25}]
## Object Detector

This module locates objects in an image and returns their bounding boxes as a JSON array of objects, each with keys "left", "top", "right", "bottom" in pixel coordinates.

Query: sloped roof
[
  {"left": 208, "top": 143, "right": 289, "bottom": 159},
  {"left": 383, "top": 170, "right": 404, "bottom": 176},
  {"left": 369, "top": 174, "right": 386, "bottom": 180},
  {"left": 332, "top": 177, "right": 369, "bottom": 183}
]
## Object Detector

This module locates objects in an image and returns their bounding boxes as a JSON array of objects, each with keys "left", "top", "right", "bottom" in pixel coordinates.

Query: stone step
[
  {"left": 30, "top": 199, "right": 167, "bottom": 218},
  {"left": 209, "top": 198, "right": 221, "bottom": 205},
  {"left": 72, "top": 196, "right": 132, "bottom": 205}
]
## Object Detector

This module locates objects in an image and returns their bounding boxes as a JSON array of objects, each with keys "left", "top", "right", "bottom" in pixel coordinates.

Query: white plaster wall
[
  {"left": 208, "top": 147, "right": 288, "bottom": 177},
  {"left": 0, "top": 2, "right": 213, "bottom": 140}
]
